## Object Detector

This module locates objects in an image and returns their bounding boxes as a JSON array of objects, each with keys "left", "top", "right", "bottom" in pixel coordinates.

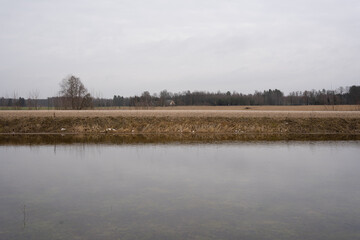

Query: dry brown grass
[
  {"left": 1, "top": 107, "right": 360, "bottom": 119},
  {"left": 0, "top": 116, "right": 359, "bottom": 135},
  {"left": 0, "top": 106, "right": 359, "bottom": 135}
]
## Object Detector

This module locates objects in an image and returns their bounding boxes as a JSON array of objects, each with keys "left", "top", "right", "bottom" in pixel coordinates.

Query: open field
[
  {"left": 1, "top": 105, "right": 360, "bottom": 112},
  {"left": 1, "top": 106, "right": 360, "bottom": 119},
  {"left": 0, "top": 107, "right": 359, "bottom": 135}
]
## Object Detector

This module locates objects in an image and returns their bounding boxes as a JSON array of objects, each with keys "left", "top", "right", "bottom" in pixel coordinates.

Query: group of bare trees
[
  {"left": 55, "top": 82, "right": 359, "bottom": 108},
  {"left": 0, "top": 75, "right": 93, "bottom": 110},
  {"left": 1, "top": 75, "right": 359, "bottom": 109},
  {"left": 0, "top": 90, "right": 39, "bottom": 109}
]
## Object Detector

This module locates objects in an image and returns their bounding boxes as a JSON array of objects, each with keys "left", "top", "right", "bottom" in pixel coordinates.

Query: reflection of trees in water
[{"left": 1, "top": 133, "right": 359, "bottom": 146}]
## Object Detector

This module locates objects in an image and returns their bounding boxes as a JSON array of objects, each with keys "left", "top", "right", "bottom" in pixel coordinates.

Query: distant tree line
[
  {"left": 1, "top": 85, "right": 359, "bottom": 109},
  {"left": 0, "top": 96, "right": 45, "bottom": 109},
  {"left": 121, "top": 85, "right": 360, "bottom": 107}
]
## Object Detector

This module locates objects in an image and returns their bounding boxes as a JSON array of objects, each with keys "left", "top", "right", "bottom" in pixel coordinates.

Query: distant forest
[{"left": 1, "top": 85, "right": 360, "bottom": 109}]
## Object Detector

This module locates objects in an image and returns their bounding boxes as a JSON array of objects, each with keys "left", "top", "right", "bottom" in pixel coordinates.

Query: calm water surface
[{"left": 1, "top": 142, "right": 360, "bottom": 240}]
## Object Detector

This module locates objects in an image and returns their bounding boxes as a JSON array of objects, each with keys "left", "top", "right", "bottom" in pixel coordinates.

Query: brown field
[
  {"left": 1, "top": 105, "right": 360, "bottom": 119},
  {"left": 0, "top": 106, "right": 359, "bottom": 135},
  {"left": 117, "top": 105, "right": 360, "bottom": 111}
]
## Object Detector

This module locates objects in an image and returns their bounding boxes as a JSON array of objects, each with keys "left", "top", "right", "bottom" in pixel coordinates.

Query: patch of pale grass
[{"left": 0, "top": 105, "right": 360, "bottom": 119}]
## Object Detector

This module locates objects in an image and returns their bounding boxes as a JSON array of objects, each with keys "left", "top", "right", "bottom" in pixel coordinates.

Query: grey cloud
[{"left": 0, "top": 0, "right": 359, "bottom": 97}]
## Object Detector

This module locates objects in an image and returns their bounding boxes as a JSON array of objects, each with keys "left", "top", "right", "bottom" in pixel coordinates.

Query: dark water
[{"left": 1, "top": 142, "right": 360, "bottom": 240}]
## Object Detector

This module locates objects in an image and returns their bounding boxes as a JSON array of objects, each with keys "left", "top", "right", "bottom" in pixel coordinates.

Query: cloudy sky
[{"left": 0, "top": 0, "right": 359, "bottom": 98}]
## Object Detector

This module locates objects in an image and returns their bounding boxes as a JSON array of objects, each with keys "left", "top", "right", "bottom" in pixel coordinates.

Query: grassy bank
[{"left": 1, "top": 111, "right": 359, "bottom": 135}]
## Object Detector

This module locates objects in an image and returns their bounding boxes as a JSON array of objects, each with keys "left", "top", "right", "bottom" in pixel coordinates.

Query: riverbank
[{"left": 0, "top": 109, "right": 359, "bottom": 135}]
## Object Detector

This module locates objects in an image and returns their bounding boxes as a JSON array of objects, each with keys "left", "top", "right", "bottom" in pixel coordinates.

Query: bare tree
[
  {"left": 59, "top": 75, "right": 92, "bottom": 109},
  {"left": 141, "top": 91, "right": 151, "bottom": 107},
  {"left": 12, "top": 91, "right": 18, "bottom": 110},
  {"left": 28, "top": 90, "right": 39, "bottom": 110},
  {"left": 160, "top": 89, "right": 170, "bottom": 106}
]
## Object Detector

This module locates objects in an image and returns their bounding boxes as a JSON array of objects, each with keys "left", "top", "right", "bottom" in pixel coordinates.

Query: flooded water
[{"left": 1, "top": 142, "right": 360, "bottom": 240}]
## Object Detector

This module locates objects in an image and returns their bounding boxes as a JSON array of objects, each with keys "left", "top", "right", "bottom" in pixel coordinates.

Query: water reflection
[
  {"left": 0, "top": 142, "right": 360, "bottom": 240},
  {"left": 0, "top": 133, "right": 360, "bottom": 146}
]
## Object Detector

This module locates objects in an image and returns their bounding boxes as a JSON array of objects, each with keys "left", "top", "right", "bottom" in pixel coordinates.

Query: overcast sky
[{"left": 0, "top": 0, "right": 359, "bottom": 98}]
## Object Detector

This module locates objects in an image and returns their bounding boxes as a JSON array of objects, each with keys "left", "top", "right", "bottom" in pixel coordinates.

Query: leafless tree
[
  {"left": 12, "top": 91, "right": 18, "bottom": 109},
  {"left": 160, "top": 89, "right": 171, "bottom": 106},
  {"left": 59, "top": 75, "right": 92, "bottom": 109},
  {"left": 141, "top": 91, "right": 151, "bottom": 107},
  {"left": 28, "top": 90, "right": 39, "bottom": 110}
]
